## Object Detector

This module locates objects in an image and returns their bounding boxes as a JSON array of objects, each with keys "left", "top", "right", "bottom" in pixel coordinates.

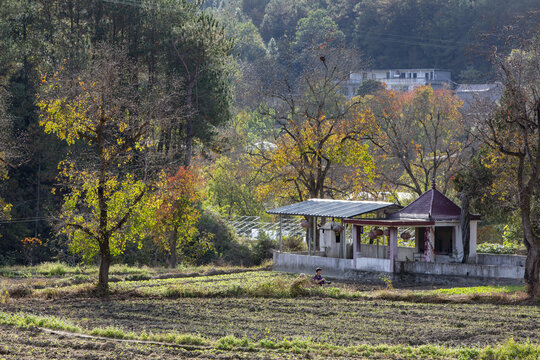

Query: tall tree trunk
[
  {"left": 168, "top": 227, "right": 178, "bottom": 268},
  {"left": 524, "top": 245, "right": 540, "bottom": 297},
  {"left": 34, "top": 160, "right": 41, "bottom": 238},
  {"left": 184, "top": 79, "right": 195, "bottom": 167},
  {"left": 517, "top": 155, "right": 540, "bottom": 298},
  {"left": 521, "top": 195, "right": 540, "bottom": 297},
  {"left": 98, "top": 238, "right": 111, "bottom": 293}
]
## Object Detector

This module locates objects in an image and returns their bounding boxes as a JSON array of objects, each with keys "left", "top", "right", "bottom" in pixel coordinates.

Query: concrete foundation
[{"left": 273, "top": 251, "right": 526, "bottom": 282}]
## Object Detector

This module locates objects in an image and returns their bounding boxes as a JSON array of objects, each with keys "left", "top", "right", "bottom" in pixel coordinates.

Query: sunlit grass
[{"left": 427, "top": 285, "right": 524, "bottom": 295}]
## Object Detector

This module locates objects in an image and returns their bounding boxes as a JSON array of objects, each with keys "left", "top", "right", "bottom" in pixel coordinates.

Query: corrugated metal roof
[{"left": 267, "top": 199, "right": 396, "bottom": 218}]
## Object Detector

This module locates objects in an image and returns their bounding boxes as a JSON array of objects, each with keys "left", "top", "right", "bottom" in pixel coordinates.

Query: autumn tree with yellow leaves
[
  {"left": 38, "top": 45, "right": 165, "bottom": 293},
  {"left": 151, "top": 166, "right": 212, "bottom": 268},
  {"left": 363, "top": 86, "right": 468, "bottom": 197},
  {"left": 252, "top": 54, "right": 376, "bottom": 204}
]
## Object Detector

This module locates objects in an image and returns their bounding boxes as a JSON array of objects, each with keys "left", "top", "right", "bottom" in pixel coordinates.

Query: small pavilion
[
  {"left": 344, "top": 184, "right": 480, "bottom": 272},
  {"left": 269, "top": 184, "right": 482, "bottom": 276}
]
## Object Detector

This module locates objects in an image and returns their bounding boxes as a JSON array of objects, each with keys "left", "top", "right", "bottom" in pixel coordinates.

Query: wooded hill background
[{"left": 0, "top": 0, "right": 538, "bottom": 267}]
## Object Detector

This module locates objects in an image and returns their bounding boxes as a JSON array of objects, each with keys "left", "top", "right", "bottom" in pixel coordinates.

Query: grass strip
[
  {"left": 4, "top": 269, "right": 535, "bottom": 305},
  {"left": 0, "top": 261, "right": 272, "bottom": 279},
  {"left": 0, "top": 311, "right": 207, "bottom": 346},
  {"left": 1, "top": 310, "right": 539, "bottom": 359}
]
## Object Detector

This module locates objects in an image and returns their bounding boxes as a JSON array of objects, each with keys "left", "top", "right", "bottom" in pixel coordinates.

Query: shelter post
[
  {"left": 425, "top": 226, "right": 435, "bottom": 262},
  {"left": 341, "top": 218, "right": 345, "bottom": 258},
  {"left": 352, "top": 225, "right": 358, "bottom": 268},
  {"left": 279, "top": 215, "right": 282, "bottom": 252},
  {"left": 469, "top": 221, "right": 477, "bottom": 260},
  {"left": 389, "top": 227, "right": 398, "bottom": 272},
  {"left": 454, "top": 225, "right": 463, "bottom": 262},
  {"left": 312, "top": 216, "right": 317, "bottom": 255},
  {"left": 308, "top": 219, "right": 311, "bottom": 255}
]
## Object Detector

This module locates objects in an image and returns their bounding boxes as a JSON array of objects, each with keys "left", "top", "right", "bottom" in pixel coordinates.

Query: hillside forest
[{"left": 0, "top": 0, "right": 539, "bottom": 293}]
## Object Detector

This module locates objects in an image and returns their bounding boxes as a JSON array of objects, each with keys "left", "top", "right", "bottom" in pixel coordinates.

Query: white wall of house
[{"left": 343, "top": 69, "right": 452, "bottom": 98}]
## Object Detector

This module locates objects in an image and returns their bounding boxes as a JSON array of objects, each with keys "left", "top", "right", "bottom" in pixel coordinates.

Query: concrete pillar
[
  {"left": 341, "top": 219, "right": 345, "bottom": 259},
  {"left": 352, "top": 225, "right": 358, "bottom": 268},
  {"left": 389, "top": 227, "right": 398, "bottom": 272},
  {"left": 469, "top": 221, "right": 478, "bottom": 259},
  {"left": 454, "top": 225, "right": 463, "bottom": 262},
  {"left": 312, "top": 216, "right": 317, "bottom": 255},
  {"left": 279, "top": 215, "right": 282, "bottom": 252},
  {"left": 308, "top": 222, "right": 311, "bottom": 256},
  {"left": 424, "top": 226, "right": 435, "bottom": 262}
]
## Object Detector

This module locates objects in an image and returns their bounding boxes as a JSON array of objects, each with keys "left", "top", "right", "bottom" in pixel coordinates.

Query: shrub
[
  {"left": 251, "top": 231, "right": 276, "bottom": 265},
  {"left": 196, "top": 210, "right": 253, "bottom": 266},
  {"left": 216, "top": 335, "right": 253, "bottom": 350},
  {"left": 36, "top": 262, "right": 70, "bottom": 276},
  {"left": 283, "top": 236, "right": 306, "bottom": 252},
  {"left": 0, "top": 289, "right": 9, "bottom": 303},
  {"left": 8, "top": 285, "right": 32, "bottom": 298},
  {"left": 289, "top": 276, "right": 311, "bottom": 297},
  {"left": 477, "top": 243, "right": 520, "bottom": 254}
]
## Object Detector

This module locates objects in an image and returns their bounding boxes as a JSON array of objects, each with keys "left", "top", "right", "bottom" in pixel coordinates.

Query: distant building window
[
  {"left": 372, "top": 74, "right": 376, "bottom": 79},
  {"left": 408, "top": 73, "right": 411, "bottom": 78},
  {"left": 362, "top": 72, "right": 367, "bottom": 80},
  {"left": 430, "top": 72, "right": 433, "bottom": 80},
  {"left": 425, "top": 72, "right": 429, "bottom": 80},
  {"left": 413, "top": 73, "right": 417, "bottom": 78},
  {"left": 386, "top": 72, "right": 390, "bottom": 79}
]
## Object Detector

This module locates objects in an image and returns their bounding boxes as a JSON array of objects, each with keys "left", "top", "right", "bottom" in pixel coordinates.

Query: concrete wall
[
  {"left": 359, "top": 244, "right": 415, "bottom": 262},
  {"left": 273, "top": 252, "right": 392, "bottom": 279},
  {"left": 399, "top": 261, "right": 524, "bottom": 279},
  {"left": 273, "top": 252, "right": 354, "bottom": 279},
  {"left": 476, "top": 253, "right": 526, "bottom": 267},
  {"left": 274, "top": 252, "right": 525, "bottom": 281},
  {"left": 355, "top": 257, "right": 391, "bottom": 272}
]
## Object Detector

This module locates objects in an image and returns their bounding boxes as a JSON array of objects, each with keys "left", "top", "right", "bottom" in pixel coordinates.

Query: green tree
[
  {"left": 242, "top": 0, "right": 270, "bottom": 28},
  {"left": 260, "top": 0, "right": 312, "bottom": 41},
  {"left": 38, "top": 45, "right": 159, "bottom": 292},
  {"left": 170, "top": 12, "right": 235, "bottom": 167},
  {"left": 355, "top": 79, "right": 385, "bottom": 97},
  {"left": 0, "top": 88, "right": 13, "bottom": 221},
  {"left": 206, "top": 155, "right": 263, "bottom": 217},
  {"left": 295, "top": 9, "right": 345, "bottom": 53}
]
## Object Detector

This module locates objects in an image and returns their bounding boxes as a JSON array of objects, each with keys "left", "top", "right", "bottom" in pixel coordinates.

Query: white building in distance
[{"left": 342, "top": 68, "right": 452, "bottom": 98}]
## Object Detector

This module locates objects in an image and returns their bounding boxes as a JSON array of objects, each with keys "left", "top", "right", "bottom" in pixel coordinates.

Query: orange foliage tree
[
  {"left": 21, "top": 237, "right": 42, "bottom": 265},
  {"left": 152, "top": 167, "right": 212, "bottom": 268}
]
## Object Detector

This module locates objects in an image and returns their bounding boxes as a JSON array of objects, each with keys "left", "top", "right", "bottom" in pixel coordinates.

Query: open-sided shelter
[{"left": 268, "top": 185, "right": 525, "bottom": 280}]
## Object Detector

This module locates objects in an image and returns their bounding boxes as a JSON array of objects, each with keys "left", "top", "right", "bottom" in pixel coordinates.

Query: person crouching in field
[{"left": 313, "top": 267, "right": 330, "bottom": 285}]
